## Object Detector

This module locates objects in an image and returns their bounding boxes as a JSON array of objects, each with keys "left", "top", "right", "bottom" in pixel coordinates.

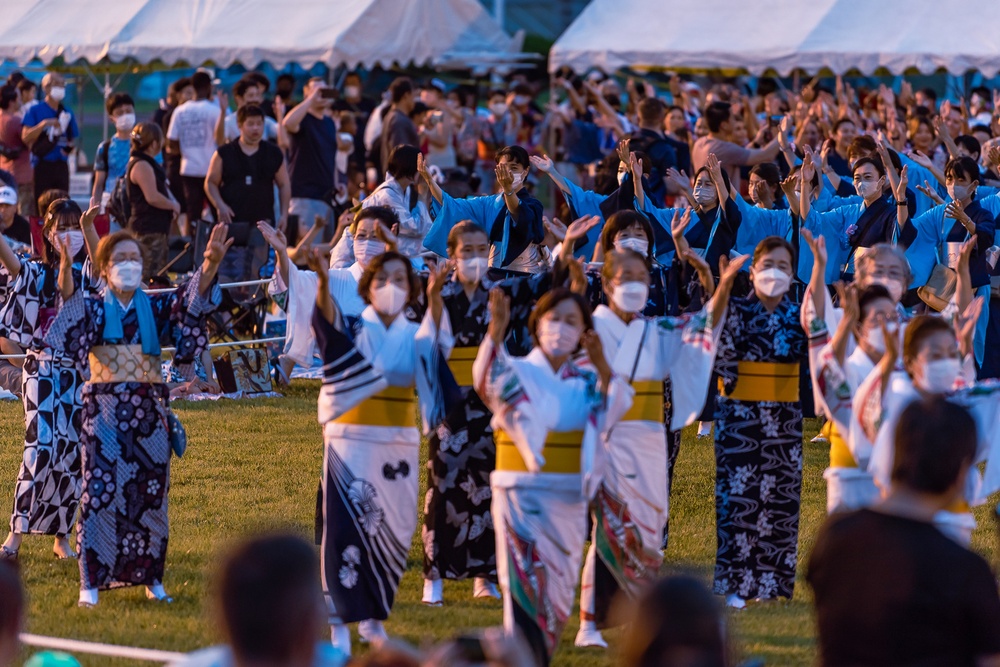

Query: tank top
[{"left": 126, "top": 151, "right": 174, "bottom": 235}]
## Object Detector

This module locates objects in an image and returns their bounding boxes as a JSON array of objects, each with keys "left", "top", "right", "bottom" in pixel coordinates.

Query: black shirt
[
  {"left": 288, "top": 113, "right": 338, "bottom": 201},
  {"left": 126, "top": 151, "right": 175, "bottom": 235},
  {"left": 215, "top": 140, "right": 284, "bottom": 223},
  {"left": 807, "top": 509, "right": 1000, "bottom": 666},
  {"left": 2, "top": 214, "right": 31, "bottom": 245}
]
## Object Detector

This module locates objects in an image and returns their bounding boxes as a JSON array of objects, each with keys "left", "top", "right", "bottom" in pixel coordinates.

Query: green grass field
[{"left": 1, "top": 382, "right": 998, "bottom": 666}]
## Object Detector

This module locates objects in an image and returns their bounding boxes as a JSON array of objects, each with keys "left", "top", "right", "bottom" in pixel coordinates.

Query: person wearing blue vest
[
  {"left": 421, "top": 145, "right": 545, "bottom": 274},
  {"left": 898, "top": 156, "right": 995, "bottom": 367},
  {"left": 801, "top": 155, "right": 911, "bottom": 284},
  {"left": 634, "top": 152, "right": 742, "bottom": 280}
]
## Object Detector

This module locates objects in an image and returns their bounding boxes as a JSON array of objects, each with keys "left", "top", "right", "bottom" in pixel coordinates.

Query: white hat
[{"left": 0, "top": 186, "right": 17, "bottom": 205}]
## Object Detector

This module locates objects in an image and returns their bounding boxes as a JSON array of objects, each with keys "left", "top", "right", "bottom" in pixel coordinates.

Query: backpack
[{"left": 106, "top": 156, "right": 136, "bottom": 225}]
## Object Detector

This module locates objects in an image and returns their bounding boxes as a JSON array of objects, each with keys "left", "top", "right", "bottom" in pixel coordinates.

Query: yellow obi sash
[
  {"left": 623, "top": 380, "right": 664, "bottom": 422},
  {"left": 720, "top": 361, "right": 800, "bottom": 403},
  {"left": 333, "top": 386, "right": 417, "bottom": 427},
  {"left": 495, "top": 430, "right": 583, "bottom": 473},
  {"left": 447, "top": 346, "right": 478, "bottom": 387},
  {"left": 828, "top": 423, "right": 858, "bottom": 468},
  {"left": 89, "top": 345, "right": 163, "bottom": 384},
  {"left": 947, "top": 499, "right": 971, "bottom": 513}
]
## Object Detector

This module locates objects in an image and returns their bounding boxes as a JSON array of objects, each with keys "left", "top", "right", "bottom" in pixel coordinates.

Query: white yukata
[
  {"left": 314, "top": 302, "right": 439, "bottom": 625},
  {"left": 578, "top": 304, "right": 716, "bottom": 628},
  {"left": 271, "top": 261, "right": 367, "bottom": 367},
  {"left": 813, "top": 341, "right": 881, "bottom": 513},
  {"left": 802, "top": 285, "right": 914, "bottom": 514},
  {"left": 472, "top": 337, "right": 632, "bottom": 667},
  {"left": 855, "top": 365, "right": 1000, "bottom": 545}
]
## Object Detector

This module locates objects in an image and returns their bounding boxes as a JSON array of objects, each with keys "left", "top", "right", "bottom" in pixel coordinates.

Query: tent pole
[
  {"left": 103, "top": 72, "right": 110, "bottom": 143},
  {"left": 494, "top": 0, "right": 505, "bottom": 30}
]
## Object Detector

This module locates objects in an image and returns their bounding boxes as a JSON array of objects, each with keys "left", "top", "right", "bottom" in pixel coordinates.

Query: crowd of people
[{"left": 2, "top": 64, "right": 1000, "bottom": 665}]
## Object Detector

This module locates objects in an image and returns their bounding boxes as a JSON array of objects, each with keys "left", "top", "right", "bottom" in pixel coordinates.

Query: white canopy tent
[
  {"left": 550, "top": 0, "right": 1000, "bottom": 76},
  {"left": 0, "top": 0, "right": 519, "bottom": 68}
]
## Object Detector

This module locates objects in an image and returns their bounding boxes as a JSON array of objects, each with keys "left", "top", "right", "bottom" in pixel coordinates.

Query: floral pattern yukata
[
  {"left": 44, "top": 276, "right": 213, "bottom": 590},
  {"left": 712, "top": 294, "right": 820, "bottom": 601},
  {"left": 422, "top": 271, "right": 551, "bottom": 582}
]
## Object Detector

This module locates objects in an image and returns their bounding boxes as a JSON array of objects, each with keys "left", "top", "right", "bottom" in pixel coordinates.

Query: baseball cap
[{"left": 0, "top": 186, "right": 16, "bottom": 205}]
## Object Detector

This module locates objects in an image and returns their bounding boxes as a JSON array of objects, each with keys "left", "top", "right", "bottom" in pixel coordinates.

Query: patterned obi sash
[
  {"left": 720, "top": 361, "right": 800, "bottom": 403},
  {"left": 622, "top": 380, "right": 664, "bottom": 422},
  {"left": 89, "top": 345, "right": 163, "bottom": 384},
  {"left": 447, "top": 346, "right": 477, "bottom": 387},
  {"left": 333, "top": 386, "right": 417, "bottom": 427},
  {"left": 495, "top": 430, "right": 584, "bottom": 473}
]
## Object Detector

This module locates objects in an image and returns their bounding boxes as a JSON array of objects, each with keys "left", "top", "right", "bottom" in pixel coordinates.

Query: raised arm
[
  {"left": 529, "top": 154, "right": 571, "bottom": 195},
  {"left": 258, "top": 221, "right": 290, "bottom": 285},
  {"left": 495, "top": 163, "right": 519, "bottom": 218},
  {"left": 198, "top": 222, "right": 234, "bottom": 295},
  {"left": 417, "top": 152, "right": 444, "bottom": 204},
  {"left": 629, "top": 152, "right": 647, "bottom": 210},
  {"left": 304, "top": 247, "right": 334, "bottom": 323},
  {"left": 213, "top": 92, "right": 230, "bottom": 146},
  {"left": 670, "top": 208, "right": 693, "bottom": 258},
  {"left": 0, "top": 232, "right": 22, "bottom": 280},
  {"left": 425, "top": 259, "right": 452, "bottom": 331},
  {"left": 282, "top": 87, "right": 321, "bottom": 135},
  {"left": 894, "top": 164, "right": 909, "bottom": 232},
  {"left": 801, "top": 228, "right": 828, "bottom": 322},
  {"left": 79, "top": 206, "right": 102, "bottom": 265},
  {"left": 829, "top": 283, "right": 858, "bottom": 366},
  {"left": 708, "top": 254, "right": 750, "bottom": 328},
  {"left": 705, "top": 153, "right": 730, "bottom": 206}
]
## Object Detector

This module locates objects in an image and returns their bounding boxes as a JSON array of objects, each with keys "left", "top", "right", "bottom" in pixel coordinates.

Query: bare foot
[{"left": 53, "top": 536, "right": 75, "bottom": 559}]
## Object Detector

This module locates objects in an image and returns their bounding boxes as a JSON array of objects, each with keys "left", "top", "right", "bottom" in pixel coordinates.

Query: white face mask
[
  {"left": 863, "top": 321, "right": 896, "bottom": 355},
  {"left": 52, "top": 230, "right": 85, "bottom": 258},
  {"left": 947, "top": 183, "right": 975, "bottom": 202},
  {"left": 513, "top": 95, "right": 530, "bottom": 107},
  {"left": 458, "top": 256, "right": 489, "bottom": 283},
  {"left": 614, "top": 237, "right": 649, "bottom": 256},
  {"left": 344, "top": 85, "right": 361, "bottom": 99},
  {"left": 611, "top": 281, "right": 649, "bottom": 313},
  {"left": 353, "top": 238, "right": 384, "bottom": 267},
  {"left": 855, "top": 178, "right": 883, "bottom": 200},
  {"left": 489, "top": 102, "right": 507, "bottom": 117},
  {"left": 509, "top": 171, "right": 526, "bottom": 192},
  {"left": 867, "top": 276, "right": 905, "bottom": 303},
  {"left": 115, "top": 113, "right": 136, "bottom": 132},
  {"left": 372, "top": 283, "right": 408, "bottom": 318},
  {"left": 916, "top": 358, "right": 962, "bottom": 394},
  {"left": 338, "top": 132, "right": 354, "bottom": 145},
  {"left": 536, "top": 319, "right": 581, "bottom": 358},
  {"left": 49, "top": 86, "right": 66, "bottom": 102},
  {"left": 107, "top": 260, "right": 143, "bottom": 291},
  {"left": 753, "top": 267, "right": 791, "bottom": 298},
  {"left": 692, "top": 185, "right": 716, "bottom": 207}
]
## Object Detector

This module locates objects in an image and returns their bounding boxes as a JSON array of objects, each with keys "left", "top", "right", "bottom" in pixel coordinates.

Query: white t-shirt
[{"left": 167, "top": 99, "right": 221, "bottom": 177}]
